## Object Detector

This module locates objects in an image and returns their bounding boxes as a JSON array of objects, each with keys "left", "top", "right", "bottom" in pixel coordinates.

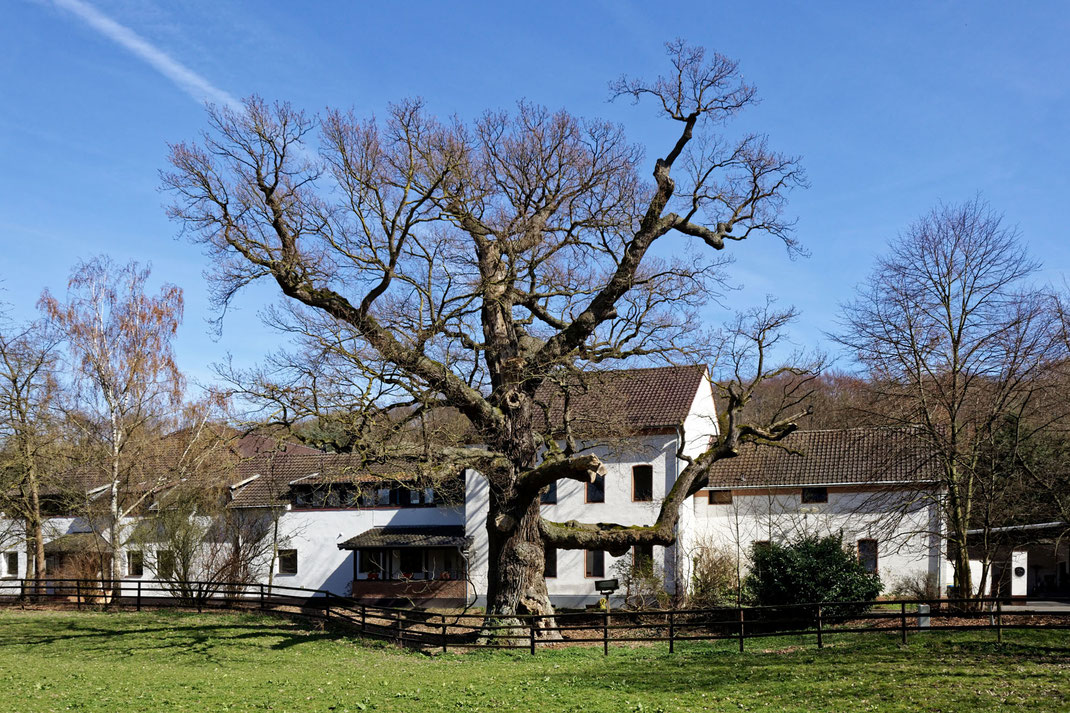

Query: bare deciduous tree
[
  {"left": 164, "top": 41, "right": 808, "bottom": 629},
  {"left": 0, "top": 316, "right": 62, "bottom": 588},
  {"left": 835, "top": 199, "right": 1067, "bottom": 597},
  {"left": 40, "top": 257, "right": 191, "bottom": 586}
]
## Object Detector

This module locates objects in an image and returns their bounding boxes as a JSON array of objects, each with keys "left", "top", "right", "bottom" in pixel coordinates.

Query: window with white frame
[
  {"left": 278, "top": 549, "right": 298, "bottom": 575},
  {"left": 127, "top": 551, "right": 144, "bottom": 577},
  {"left": 2, "top": 552, "right": 16, "bottom": 578}
]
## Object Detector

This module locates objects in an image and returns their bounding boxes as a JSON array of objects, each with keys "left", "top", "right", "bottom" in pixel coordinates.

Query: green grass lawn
[{"left": 0, "top": 609, "right": 1067, "bottom": 712}]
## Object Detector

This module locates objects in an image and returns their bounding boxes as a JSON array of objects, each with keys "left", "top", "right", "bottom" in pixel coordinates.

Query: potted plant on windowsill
[{"left": 366, "top": 572, "right": 379, "bottom": 580}]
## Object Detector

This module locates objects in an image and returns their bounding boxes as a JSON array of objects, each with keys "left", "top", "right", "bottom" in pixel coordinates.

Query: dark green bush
[{"left": 743, "top": 535, "right": 883, "bottom": 623}]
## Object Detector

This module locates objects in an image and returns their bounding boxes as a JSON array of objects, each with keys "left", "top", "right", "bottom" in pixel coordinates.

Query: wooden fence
[{"left": 1, "top": 578, "right": 1067, "bottom": 654}]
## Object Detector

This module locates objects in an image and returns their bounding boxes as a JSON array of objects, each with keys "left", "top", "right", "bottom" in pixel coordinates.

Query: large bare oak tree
[{"left": 164, "top": 42, "right": 807, "bottom": 626}]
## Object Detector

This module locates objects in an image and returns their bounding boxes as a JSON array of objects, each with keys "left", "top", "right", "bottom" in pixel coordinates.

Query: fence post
[
  {"left": 530, "top": 615, "right": 537, "bottom": 656},
  {"left": 76, "top": 580, "right": 82, "bottom": 610},
  {"left": 361, "top": 604, "right": 367, "bottom": 634},
  {"left": 396, "top": 610, "right": 403, "bottom": 642},
  {"left": 816, "top": 604, "right": 823, "bottom": 650},
  {"left": 259, "top": 583, "right": 265, "bottom": 611},
  {"left": 738, "top": 607, "right": 745, "bottom": 653},
  {"left": 996, "top": 599, "right": 1003, "bottom": 645},
  {"left": 196, "top": 583, "right": 203, "bottom": 613},
  {"left": 324, "top": 592, "right": 332, "bottom": 622},
  {"left": 443, "top": 615, "right": 449, "bottom": 654},
  {"left": 668, "top": 610, "right": 675, "bottom": 654},
  {"left": 900, "top": 602, "right": 907, "bottom": 645},
  {"left": 136, "top": 580, "right": 142, "bottom": 612},
  {"left": 602, "top": 610, "right": 609, "bottom": 656}
]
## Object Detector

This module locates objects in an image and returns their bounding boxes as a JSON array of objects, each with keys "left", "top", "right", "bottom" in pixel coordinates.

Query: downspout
[{"left": 673, "top": 424, "right": 685, "bottom": 604}]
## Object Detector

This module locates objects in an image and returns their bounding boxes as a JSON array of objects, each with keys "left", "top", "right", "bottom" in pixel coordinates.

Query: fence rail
[{"left": 2, "top": 578, "right": 1067, "bottom": 654}]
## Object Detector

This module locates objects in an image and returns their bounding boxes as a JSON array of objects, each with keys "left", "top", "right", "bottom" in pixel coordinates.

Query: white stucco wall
[
  {"left": 689, "top": 486, "right": 944, "bottom": 595},
  {"left": 465, "top": 371, "right": 719, "bottom": 608},
  {"left": 465, "top": 433, "right": 695, "bottom": 607},
  {"left": 269, "top": 504, "right": 463, "bottom": 594}
]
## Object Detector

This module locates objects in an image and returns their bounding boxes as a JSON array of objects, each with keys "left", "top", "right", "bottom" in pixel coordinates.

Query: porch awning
[
  {"left": 337, "top": 526, "right": 470, "bottom": 550},
  {"left": 44, "top": 532, "right": 109, "bottom": 554}
]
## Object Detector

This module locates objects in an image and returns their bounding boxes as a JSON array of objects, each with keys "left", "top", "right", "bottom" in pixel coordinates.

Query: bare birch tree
[
  {"left": 164, "top": 41, "right": 808, "bottom": 628},
  {"left": 40, "top": 257, "right": 189, "bottom": 586}
]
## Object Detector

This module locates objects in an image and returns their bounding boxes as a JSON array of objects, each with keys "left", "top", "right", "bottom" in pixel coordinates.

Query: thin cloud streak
[{"left": 52, "top": 0, "right": 242, "bottom": 111}]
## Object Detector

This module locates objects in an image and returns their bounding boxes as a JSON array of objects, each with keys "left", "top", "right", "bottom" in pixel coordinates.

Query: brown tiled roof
[
  {"left": 535, "top": 364, "right": 708, "bottom": 433},
  {"left": 337, "top": 526, "right": 469, "bottom": 550},
  {"left": 704, "top": 427, "right": 940, "bottom": 488},
  {"left": 231, "top": 434, "right": 322, "bottom": 459},
  {"left": 228, "top": 453, "right": 424, "bottom": 508},
  {"left": 35, "top": 433, "right": 315, "bottom": 500}
]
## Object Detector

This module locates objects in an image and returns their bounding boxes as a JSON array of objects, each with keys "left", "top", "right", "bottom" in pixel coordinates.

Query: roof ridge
[{"left": 787, "top": 425, "right": 927, "bottom": 435}]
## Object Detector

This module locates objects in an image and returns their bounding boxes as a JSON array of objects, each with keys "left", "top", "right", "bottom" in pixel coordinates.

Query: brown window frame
[
  {"left": 585, "top": 549, "right": 605, "bottom": 578},
  {"left": 358, "top": 549, "right": 389, "bottom": 578},
  {"left": 708, "top": 489, "right": 733, "bottom": 505},
  {"left": 857, "top": 539, "right": 878, "bottom": 574},
  {"left": 632, "top": 465, "right": 653, "bottom": 502},
  {"left": 586, "top": 473, "right": 606, "bottom": 503}
]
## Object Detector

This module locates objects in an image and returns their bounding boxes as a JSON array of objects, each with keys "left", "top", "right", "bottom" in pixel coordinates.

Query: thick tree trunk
[
  {"left": 485, "top": 492, "right": 552, "bottom": 612},
  {"left": 483, "top": 494, "right": 555, "bottom": 639}
]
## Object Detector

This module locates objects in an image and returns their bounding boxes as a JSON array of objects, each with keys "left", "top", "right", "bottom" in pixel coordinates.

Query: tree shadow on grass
[{"left": 0, "top": 610, "right": 361, "bottom": 666}]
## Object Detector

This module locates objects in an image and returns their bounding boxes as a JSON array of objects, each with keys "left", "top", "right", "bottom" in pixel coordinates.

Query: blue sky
[{"left": 1, "top": 1, "right": 1068, "bottom": 386}]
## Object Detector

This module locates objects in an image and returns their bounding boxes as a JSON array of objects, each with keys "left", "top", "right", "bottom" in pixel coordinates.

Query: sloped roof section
[
  {"left": 228, "top": 453, "right": 426, "bottom": 508},
  {"left": 232, "top": 434, "right": 323, "bottom": 459},
  {"left": 535, "top": 364, "right": 708, "bottom": 434},
  {"left": 44, "top": 532, "right": 109, "bottom": 554},
  {"left": 337, "top": 526, "right": 470, "bottom": 550},
  {"left": 704, "top": 427, "right": 940, "bottom": 488}
]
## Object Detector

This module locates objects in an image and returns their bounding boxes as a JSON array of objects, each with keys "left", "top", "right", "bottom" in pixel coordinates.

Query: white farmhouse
[{"left": 4, "top": 364, "right": 1059, "bottom": 606}]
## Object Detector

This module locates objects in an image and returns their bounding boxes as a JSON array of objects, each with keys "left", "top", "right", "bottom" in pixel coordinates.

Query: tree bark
[{"left": 482, "top": 494, "right": 555, "bottom": 641}]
